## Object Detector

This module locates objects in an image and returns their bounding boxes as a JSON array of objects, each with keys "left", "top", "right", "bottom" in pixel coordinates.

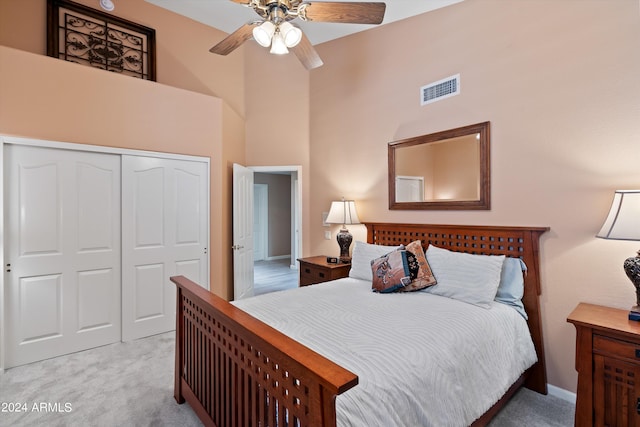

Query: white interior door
[
  {"left": 121, "top": 155, "right": 209, "bottom": 341},
  {"left": 233, "top": 163, "right": 254, "bottom": 300},
  {"left": 5, "top": 145, "right": 121, "bottom": 368}
]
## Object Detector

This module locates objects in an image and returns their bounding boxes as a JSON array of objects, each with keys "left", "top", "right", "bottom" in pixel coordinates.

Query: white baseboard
[
  {"left": 265, "top": 254, "right": 291, "bottom": 261},
  {"left": 547, "top": 384, "right": 576, "bottom": 404}
]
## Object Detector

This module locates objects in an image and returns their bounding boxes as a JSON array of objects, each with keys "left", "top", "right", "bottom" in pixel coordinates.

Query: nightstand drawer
[
  {"left": 301, "top": 264, "right": 329, "bottom": 285},
  {"left": 594, "top": 335, "right": 640, "bottom": 362},
  {"left": 298, "top": 256, "right": 351, "bottom": 287}
]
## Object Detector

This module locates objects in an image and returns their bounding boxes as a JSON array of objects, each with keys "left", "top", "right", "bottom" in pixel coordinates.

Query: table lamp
[
  {"left": 596, "top": 190, "right": 640, "bottom": 320},
  {"left": 325, "top": 198, "right": 360, "bottom": 263}
]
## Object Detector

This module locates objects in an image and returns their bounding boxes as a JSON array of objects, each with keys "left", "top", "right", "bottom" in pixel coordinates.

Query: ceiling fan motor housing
[{"left": 260, "top": 0, "right": 299, "bottom": 23}]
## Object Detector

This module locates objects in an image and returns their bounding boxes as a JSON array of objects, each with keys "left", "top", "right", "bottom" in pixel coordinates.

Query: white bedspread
[{"left": 233, "top": 277, "right": 537, "bottom": 427}]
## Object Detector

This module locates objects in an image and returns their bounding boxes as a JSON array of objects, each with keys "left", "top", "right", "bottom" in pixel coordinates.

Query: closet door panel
[
  {"left": 176, "top": 168, "right": 201, "bottom": 245},
  {"left": 18, "top": 162, "right": 61, "bottom": 256},
  {"left": 121, "top": 156, "right": 208, "bottom": 341},
  {"left": 77, "top": 268, "right": 117, "bottom": 332},
  {"left": 134, "top": 263, "right": 165, "bottom": 320},
  {"left": 18, "top": 274, "right": 63, "bottom": 343},
  {"left": 133, "top": 167, "right": 165, "bottom": 248},
  {"left": 5, "top": 145, "right": 121, "bottom": 368},
  {"left": 77, "top": 162, "right": 117, "bottom": 252}
]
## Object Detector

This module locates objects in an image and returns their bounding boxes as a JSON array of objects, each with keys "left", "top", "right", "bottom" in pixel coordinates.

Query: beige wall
[
  {"left": 0, "top": 45, "right": 229, "bottom": 296},
  {"left": 0, "top": 0, "right": 246, "bottom": 115},
  {"left": 0, "top": 0, "right": 247, "bottom": 299},
  {"left": 243, "top": 43, "right": 312, "bottom": 256},
  {"left": 308, "top": 0, "right": 640, "bottom": 393}
]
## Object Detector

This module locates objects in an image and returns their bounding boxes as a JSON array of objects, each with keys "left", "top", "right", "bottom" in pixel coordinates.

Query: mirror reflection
[{"left": 388, "top": 122, "right": 490, "bottom": 210}]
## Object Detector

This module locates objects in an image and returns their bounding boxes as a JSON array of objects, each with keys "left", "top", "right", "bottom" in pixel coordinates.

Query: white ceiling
[{"left": 144, "top": 0, "right": 464, "bottom": 45}]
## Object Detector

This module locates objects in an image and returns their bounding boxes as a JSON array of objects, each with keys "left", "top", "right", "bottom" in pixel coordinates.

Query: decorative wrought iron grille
[{"left": 47, "top": 0, "right": 156, "bottom": 81}]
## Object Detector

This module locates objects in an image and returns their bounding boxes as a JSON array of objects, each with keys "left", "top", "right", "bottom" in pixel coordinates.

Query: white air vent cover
[{"left": 420, "top": 74, "right": 460, "bottom": 106}]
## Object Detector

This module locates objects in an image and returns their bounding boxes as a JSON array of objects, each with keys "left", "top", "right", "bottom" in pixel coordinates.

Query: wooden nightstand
[
  {"left": 297, "top": 256, "right": 351, "bottom": 286},
  {"left": 567, "top": 303, "right": 640, "bottom": 426}
]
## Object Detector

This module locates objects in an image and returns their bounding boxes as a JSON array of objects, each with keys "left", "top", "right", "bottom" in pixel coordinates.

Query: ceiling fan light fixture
[
  {"left": 279, "top": 22, "right": 302, "bottom": 48},
  {"left": 270, "top": 32, "right": 289, "bottom": 55},
  {"left": 253, "top": 21, "right": 276, "bottom": 48}
]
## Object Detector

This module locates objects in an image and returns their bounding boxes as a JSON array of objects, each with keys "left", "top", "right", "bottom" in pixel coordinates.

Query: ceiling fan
[{"left": 209, "top": 1, "right": 386, "bottom": 70}]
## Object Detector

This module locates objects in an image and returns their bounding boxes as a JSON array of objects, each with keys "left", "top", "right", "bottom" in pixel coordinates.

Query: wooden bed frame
[{"left": 170, "top": 222, "right": 549, "bottom": 427}]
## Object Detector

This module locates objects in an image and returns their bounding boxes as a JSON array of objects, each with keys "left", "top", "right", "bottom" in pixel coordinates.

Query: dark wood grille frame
[
  {"left": 47, "top": 0, "right": 156, "bottom": 81},
  {"left": 171, "top": 222, "right": 549, "bottom": 427}
]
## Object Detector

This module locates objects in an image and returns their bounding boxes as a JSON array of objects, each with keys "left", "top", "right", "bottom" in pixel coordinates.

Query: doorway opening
[{"left": 250, "top": 167, "right": 300, "bottom": 296}]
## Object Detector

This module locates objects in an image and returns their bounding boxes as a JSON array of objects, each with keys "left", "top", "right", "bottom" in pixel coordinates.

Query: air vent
[{"left": 420, "top": 74, "right": 460, "bottom": 106}]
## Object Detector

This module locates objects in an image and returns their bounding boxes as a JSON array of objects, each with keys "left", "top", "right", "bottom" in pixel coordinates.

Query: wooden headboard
[{"left": 364, "top": 222, "right": 549, "bottom": 394}]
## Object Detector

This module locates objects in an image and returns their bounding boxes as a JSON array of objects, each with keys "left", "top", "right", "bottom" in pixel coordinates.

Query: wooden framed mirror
[{"left": 388, "top": 121, "right": 490, "bottom": 210}]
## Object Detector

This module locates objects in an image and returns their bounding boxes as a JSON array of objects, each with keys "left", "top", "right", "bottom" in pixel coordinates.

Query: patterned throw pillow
[
  {"left": 397, "top": 240, "right": 437, "bottom": 292},
  {"left": 370, "top": 249, "right": 419, "bottom": 293},
  {"left": 349, "top": 241, "right": 403, "bottom": 281}
]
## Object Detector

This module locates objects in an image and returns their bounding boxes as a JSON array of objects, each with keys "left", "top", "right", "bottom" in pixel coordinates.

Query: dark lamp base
[
  {"left": 625, "top": 251, "right": 640, "bottom": 321},
  {"left": 336, "top": 228, "right": 353, "bottom": 264}
]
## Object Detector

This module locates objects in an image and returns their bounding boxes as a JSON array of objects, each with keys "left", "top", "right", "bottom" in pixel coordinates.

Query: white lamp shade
[
  {"left": 279, "top": 22, "right": 302, "bottom": 48},
  {"left": 253, "top": 21, "right": 275, "bottom": 47},
  {"left": 597, "top": 190, "right": 640, "bottom": 241},
  {"left": 326, "top": 200, "right": 360, "bottom": 226},
  {"left": 269, "top": 32, "right": 289, "bottom": 55}
]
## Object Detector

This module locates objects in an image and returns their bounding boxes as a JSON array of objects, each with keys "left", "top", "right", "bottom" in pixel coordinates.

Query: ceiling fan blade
[
  {"left": 290, "top": 32, "right": 323, "bottom": 70},
  {"left": 230, "top": 0, "right": 252, "bottom": 4},
  {"left": 209, "top": 22, "right": 259, "bottom": 55},
  {"left": 299, "top": 2, "right": 386, "bottom": 25}
]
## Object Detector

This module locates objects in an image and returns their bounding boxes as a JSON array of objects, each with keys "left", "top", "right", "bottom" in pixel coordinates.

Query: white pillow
[
  {"left": 349, "top": 241, "right": 402, "bottom": 281},
  {"left": 425, "top": 245, "right": 505, "bottom": 308}
]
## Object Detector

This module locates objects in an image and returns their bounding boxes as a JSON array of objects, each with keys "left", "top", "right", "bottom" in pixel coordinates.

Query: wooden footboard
[{"left": 170, "top": 275, "right": 358, "bottom": 427}]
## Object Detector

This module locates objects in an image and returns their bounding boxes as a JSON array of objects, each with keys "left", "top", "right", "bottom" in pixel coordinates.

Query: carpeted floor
[{"left": 0, "top": 332, "right": 574, "bottom": 426}]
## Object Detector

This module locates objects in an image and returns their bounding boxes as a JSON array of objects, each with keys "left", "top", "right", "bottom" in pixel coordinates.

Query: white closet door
[
  {"left": 5, "top": 145, "right": 121, "bottom": 368},
  {"left": 121, "top": 156, "right": 209, "bottom": 341}
]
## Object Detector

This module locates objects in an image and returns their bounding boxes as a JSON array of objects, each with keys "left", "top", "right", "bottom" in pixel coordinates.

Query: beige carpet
[{"left": 0, "top": 332, "right": 574, "bottom": 426}]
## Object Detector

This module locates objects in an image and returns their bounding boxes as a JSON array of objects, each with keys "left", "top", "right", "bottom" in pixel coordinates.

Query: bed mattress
[{"left": 233, "top": 277, "right": 537, "bottom": 427}]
